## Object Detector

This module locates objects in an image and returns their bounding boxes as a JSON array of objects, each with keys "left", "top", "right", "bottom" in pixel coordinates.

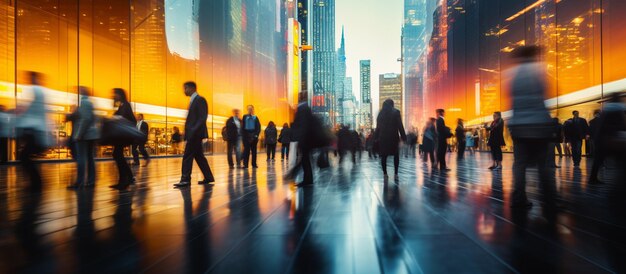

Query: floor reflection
[{"left": 0, "top": 153, "right": 623, "bottom": 273}]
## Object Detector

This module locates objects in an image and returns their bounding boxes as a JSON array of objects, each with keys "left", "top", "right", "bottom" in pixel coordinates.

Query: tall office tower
[
  {"left": 312, "top": 0, "right": 336, "bottom": 124},
  {"left": 402, "top": 0, "right": 427, "bottom": 128},
  {"left": 343, "top": 76, "right": 355, "bottom": 127},
  {"left": 297, "top": 0, "right": 310, "bottom": 99},
  {"left": 335, "top": 26, "right": 347, "bottom": 126},
  {"left": 379, "top": 73, "right": 403, "bottom": 112},
  {"left": 359, "top": 60, "right": 372, "bottom": 129}
]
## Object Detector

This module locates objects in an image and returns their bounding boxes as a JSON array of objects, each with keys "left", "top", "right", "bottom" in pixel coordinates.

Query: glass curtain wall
[
  {"left": 0, "top": 0, "right": 291, "bottom": 161},
  {"left": 418, "top": 0, "right": 626, "bottom": 153}
]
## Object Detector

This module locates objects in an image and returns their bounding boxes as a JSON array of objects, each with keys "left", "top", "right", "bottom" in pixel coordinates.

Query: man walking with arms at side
[
  {"left": 174, "top": 81, "right": 214, "bottom": 188},
  {"left": 242, "top": 105, "right": 261, "bottom": 168},
  {"left": 225, "top": 109, "right": 242, "bottom": 168},
  {"left": 132, "top": 113, "right": 150, "bottom": 166},
  {"left": 564, "top": 110, "right": 589, "bottom": 167}
]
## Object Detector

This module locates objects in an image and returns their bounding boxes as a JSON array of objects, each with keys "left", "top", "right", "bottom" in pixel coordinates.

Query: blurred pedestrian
[
  {"left": 109, "top": 88, "right": 136, "bottom": 190},
  {"left": 337, "top": 124, "right": 353, "bottom": 163},
  {"left": 242, "top": 105, "right": 261, "bottom": 168},
  {"left": 375, "top": 99, "right": 406, "bottom": 177},
  {"left": 16, "top": 72, "right": 51, "bottom": 191},
  {"left": 486, "top": 111, "right": 505, "bottom": 170},
  {"left": 506, "top": 45, "right": 556, "bottom": 210},
  {"left": 265, "top": 121, "right": 278, "bottom": 161},
  {"left": 279, "top": 123, "right": 291, "bottom": 161},
  {"left": 548, "top": 117, "right": 562, "bottom": 168},
  {"left": 350, "top": 128, "right": 361, "bottom": 163},
  {"left": 455, "top": 119, "right": 466, "bottom": 159},
  {"left": 290, "top": 92, "right": 328, "bottom": 187},
  {"left": 67, "top": 87, "right": 99, "bottom": 189},
  {"left": 553, "top": 118, "right": 564, "bottom": 157},
  {"left": 405, "top": 130, "right": 418, "bottom": 158},
  {"left": 435, "top": 109, "right": 452, "bottom": 171},
  {"left": 174, "top": 81, "right": 214, "bottom": 188},
  {"left": 588, "top": 109, "right": 601, "bottom": 158},
  {"left": 0, "top": 105, "right": 9, "bottom": 165},
  {"left": 563, "top": 110, "right": 589, "bottom": 167},
  {"left": 422, "top": 118, "right": 437, "bottom": 166},
  {"left": 366, "top": 130, "right": 377, "bottom": 159},
  {"left": 465, "top": 131, "right": 475, "bottom": 154},
  {"left": 225, "top": 109, "right": 242, "bottom": 168},
  {"left": 171, "top": 126, "right": 182, "bottom": 154},
  {"left": 132, "top": 113, "right": 150, "bottom": 166},
  {"left": 66, "top": 105, "right": 79, "bottom": 160}
]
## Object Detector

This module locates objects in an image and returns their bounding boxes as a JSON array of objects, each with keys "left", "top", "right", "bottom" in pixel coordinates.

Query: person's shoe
[
  {"left": 511, "top": 202, "right": 533, "bottom": 210},
  {"left": 295, "top": 182, "right": 313, "bottom": 187},
  {"left": 174, "top": 181, "right": 191, "bottom": 188},
  {"left": 442, "top": 168, "right": 451, "bottom": 172},
  {"left": 109, "top": 184, "right": 129, "bottom": 190},
  {"left": 488, "top": 165, "right": 496, "bottom": 170},
  {"left": 252, "top": 165, "right": 258, "bottom": 168},
  {"left": 66, "top": 184, "right": 81, "bottom": 190},
  {"left": 494, "top": 165, "right": 502, "bottom": 170},
  {"left": 588, "top": 178, "right": 603, "bottom": 185},
  {"left": 130, "top": 177, "right": 136, "bottom": 185},
  {"left": 198, "top": 177, "right": 215, "bottom": 185},
  {"left": 242, "top": 165, "right": 248, "bottom": 169}
]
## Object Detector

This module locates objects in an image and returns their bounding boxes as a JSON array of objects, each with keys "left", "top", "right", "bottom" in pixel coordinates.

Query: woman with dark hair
[
  {"left": 265, "top": 121, "right": 278, "bottom": 161},
  {"left": 374, "top": 99, "right": 407, "bottom": 177},
  {"left": 278, "top": 123, "right": 291, "bottom": 160},
  {"left": 486, "top": 111, "right": 505, "bottom": 170},
  {"left": 110, "top": 88, "right": 136, "bottom": 190}
]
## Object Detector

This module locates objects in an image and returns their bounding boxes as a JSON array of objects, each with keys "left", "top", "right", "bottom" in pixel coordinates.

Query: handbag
[{"left": 100, "top": 118, "right": 146, "bottom": 146}]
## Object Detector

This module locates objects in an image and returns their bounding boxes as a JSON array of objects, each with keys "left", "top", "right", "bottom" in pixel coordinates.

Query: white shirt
[
  {"left": 189, "top": 92, "right": 198, "bottom": 107},
  {"left": 233, "top": 117, "right": 241, "bottom": 130},
  {"left": 137, "top": 120, "right": 143, "bottom": 130}
]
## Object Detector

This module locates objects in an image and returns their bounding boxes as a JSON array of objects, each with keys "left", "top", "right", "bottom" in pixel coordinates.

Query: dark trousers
[
  {"left": 555, "top": 143, "right": 563, "bottom": 156},
  {"left": 457, "top": 141, "right": 466, "bottom": 159},
  {"left": 113, "top": 145, "right": 133, "bottom": 184},
  {"left": 589, "top": 152, "right": 605, "bottom": 181},
  {"left": 266, "top": 144, "right": 276, "bottom": 160},
  {"left": 547, "top": 142, "right": 557, "bottom": 167},
  {"left": 242, "top": 136, "right": 258, "bottom": 167},
  {"left": 512, "top": 139, "right": 556, "bottom": 207},
  {"left": 181, "top": 138, "right": 213, "bottom": 181},
  {"left": 423, "top": 149, "right": 435, "bottom": 164},
  {"left": 571, "top": 139, "right": 583, "bottom": 165},
  {"left": 226, "top": 139, "right": 241, "bottom": 167},
  {"left": 436, "top": 141, "right": 447, "bottom": 169},
  {"left": 281, "top": 143, "right": 290, "bottom": 159},
  {"left": 19, "top": 132, "right": 42, "bottom": 188},
  {"left": 132, "top": 142, "right": 149, "bottom": 164},
  {"left": 0, "top": 137, "right": 8, "bottom": 164},
  {"left": 76, "top": 141, "right": 96, "bottom": 185},
  {"left": 381, "top": 153, "right": 400, "bottom": 175},
  {"left": 490, "top": 144, "right": 503, "bottom": 161},
  {"left": 301, "top": 149, "right": 313, "bottom": 184}
]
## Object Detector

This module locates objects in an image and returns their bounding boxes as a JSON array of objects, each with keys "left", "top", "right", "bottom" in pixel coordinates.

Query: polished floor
[{"left": 0, "top": 152, "right": 625, "bottom": 274}]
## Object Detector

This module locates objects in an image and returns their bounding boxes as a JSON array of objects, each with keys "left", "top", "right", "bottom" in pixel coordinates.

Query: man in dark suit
[
  {"left": 564, "top": 110, "right": 589, "bottom": 167},
  {"left": 225, "top": 109, "right": 242, "bottom": 168},
  {"left": 241, "top": 105, "right": 261, "bottom": 168},
  {"left": 174, "top": 82, "right": 214, "bottom": 188},
  {"left": 132, "top": 113, "right": 150, "bottom": 166},
  {"left": 435, "top": 109, "right": 451, "bottom": 171}
]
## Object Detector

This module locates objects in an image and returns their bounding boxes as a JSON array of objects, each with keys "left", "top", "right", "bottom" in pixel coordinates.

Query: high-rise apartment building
[
  {"left": 359, "top": 60, "right": 372, "bottom": 129},
  {"left": 311, "top": 0, "right": 336, "bottom": 124},
  {"left": 379, "top": 73, "right": 403, "bottom": 111}
]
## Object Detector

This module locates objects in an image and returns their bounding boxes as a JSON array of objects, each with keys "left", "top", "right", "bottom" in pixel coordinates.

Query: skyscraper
[
  {"left": 312, "top": 0, "right": 335, "bottom": 124},
  {"left": 379, "top": 73, "right": 402, "bottom": 111},
  {"left": 359, "top": 60, "right": 372, "bottom": 129},
  {"left": 335, "top": 26, "right": 347, "bottom": 125},
  {"left": 402, "top": 0, "right": 427, "bottom": 128},
  {"left": 297, "top": 0, "right": 310, "bottom": 99}
]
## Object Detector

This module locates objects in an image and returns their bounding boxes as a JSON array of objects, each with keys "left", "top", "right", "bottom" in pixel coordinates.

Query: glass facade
[
  {"left": 414, "top": 0, "right": 626, "bottom": 152},
  {"left": 0, "top": 0, "right": 291, "bottom": 160}
]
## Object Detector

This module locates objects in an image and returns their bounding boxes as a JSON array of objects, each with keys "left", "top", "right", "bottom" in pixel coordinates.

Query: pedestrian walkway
[{"left": 0, "top": 153, "right": 623, "bottom": 273}]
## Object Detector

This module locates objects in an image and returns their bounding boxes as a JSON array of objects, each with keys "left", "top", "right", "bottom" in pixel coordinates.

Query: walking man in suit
[
  {"left": 174, "top": 82, "right": 214, "bottom": 188},
  {"left": 225, "top": 109, "right": 242, "bottom": 168},
  {"left": 564, "top": 110, "right": 589, "bottom": 167},
  {"left": 132, "top": 113, "right": 150, "bottom": 166},
  {"left": 436, "top": 109, "right": 451, "bottom": 171},
  {"left": 242, "top": 105, "right": 261, "bottom": 168}
]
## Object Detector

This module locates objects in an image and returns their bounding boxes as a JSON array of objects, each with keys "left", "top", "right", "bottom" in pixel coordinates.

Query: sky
[{"left": 335, "top": 0, "right": 403, "bottom": 116}]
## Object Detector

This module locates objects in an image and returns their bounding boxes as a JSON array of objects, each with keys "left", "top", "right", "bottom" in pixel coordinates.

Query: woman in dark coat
[
  {"left": 374, "top": 99, "right": 407, "bottom": 177},
  {"left": 278, "top": 123, "right": 291, "bottom": 160},
  {"left": 110, "top": 88, "right": 136, "bottom": 190},
  {"left": 486, "top": 111, "right": 505, "bottom": 170},
  {"left": 264, "top": 121, "right": 278, "bottom": 161}
]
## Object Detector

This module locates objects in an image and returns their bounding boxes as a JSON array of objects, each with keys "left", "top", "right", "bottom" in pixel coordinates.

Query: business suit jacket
[
  {"left": 114, "top": 102, "right": 136, "bottom": 124},
  {"left": 564, "top": 117, "right": 589, "bottom": 141},
  {"left": 137, "top": 121, "right": 149, "bottom": 135},
  {"left": 436, "top": 117, "right": 450, "bottom": 145},
  {"left": 75, "top": 96, "right": 99, "bottom": 141},
  {"left": 241, "top": 114, "right": 261, "bottom": 141},
  {"left": 225, "top": 116, "right": 241, "bottom": 142},
  {"left": 185, "top": 95, "right": 209, "bottom": 142}
]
